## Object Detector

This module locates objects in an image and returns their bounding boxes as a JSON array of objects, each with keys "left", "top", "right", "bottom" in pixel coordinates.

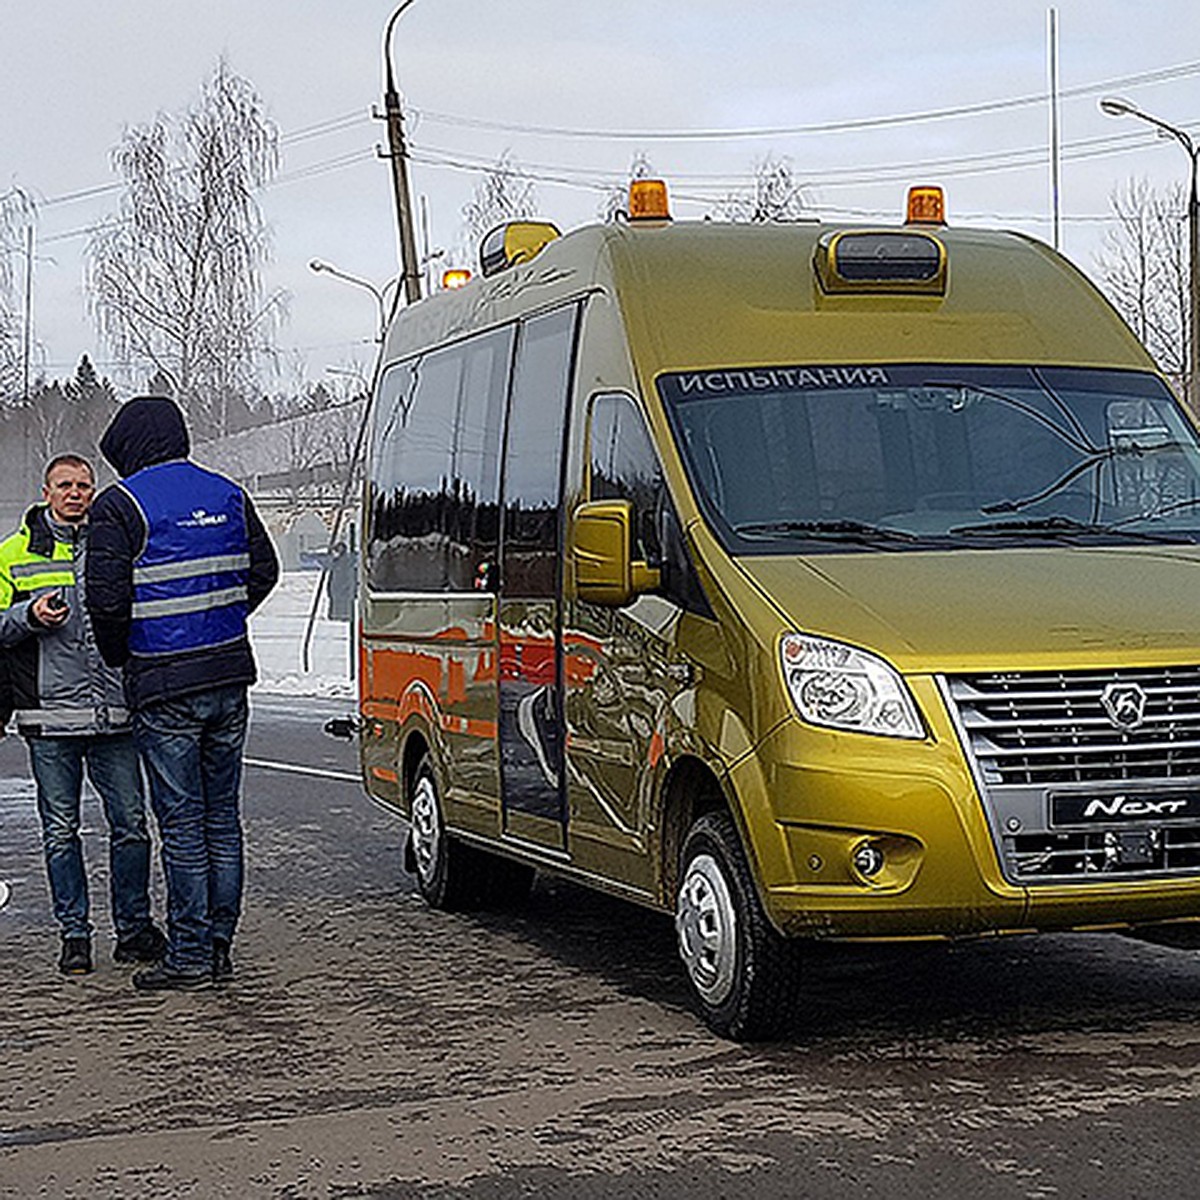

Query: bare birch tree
[
  {"left": 712, "top": 154, "right": 810, "bottom": 223},
  {"left": 1095, "top": 178, "right": 1190, "bottom": 399},
  {"left": 460, "top": 151, "right": 537, "bottom": 256},
  {"left": 86, "top": 59, "right": 286, "bottom": 437},
  {"left": 0, "top": 187, "right": 36, "bottom": 404}
]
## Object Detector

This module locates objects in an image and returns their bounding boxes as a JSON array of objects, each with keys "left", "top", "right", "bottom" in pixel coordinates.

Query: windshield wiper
[
  {"left": 733, "top": 519, "right": 923, "bottom": 545},
  {"left": 950, "top": 515, "right": 1188, "bottom": 543},
  {"left": 982, "top": 441, "right": 1193, "bottom": 516},
  {"left": 1109, "top": 495, "right": 1200, "bottom": 529}
]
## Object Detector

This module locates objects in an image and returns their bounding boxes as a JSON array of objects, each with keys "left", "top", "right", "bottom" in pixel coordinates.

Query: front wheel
[{"left": 676, "top": 810, "right": 801, "bottom": 1040}]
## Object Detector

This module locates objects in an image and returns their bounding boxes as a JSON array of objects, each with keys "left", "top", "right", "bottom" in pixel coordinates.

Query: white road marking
[
  {"left": 0, "top": 881, "right": 10, "bottom": 910},
  {"left": 243, "top": 758, "right": 360, "bottom": 784}
]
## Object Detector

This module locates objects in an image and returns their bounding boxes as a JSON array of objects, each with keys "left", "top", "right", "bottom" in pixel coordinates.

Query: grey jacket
[{"left": 0, "top": 505, "right": 130, "bottom": 737}]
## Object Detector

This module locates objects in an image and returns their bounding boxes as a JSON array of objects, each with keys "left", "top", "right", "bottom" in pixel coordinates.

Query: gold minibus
[{"left": 356, "top": 183, "right": 1200, "bottom": 1039}]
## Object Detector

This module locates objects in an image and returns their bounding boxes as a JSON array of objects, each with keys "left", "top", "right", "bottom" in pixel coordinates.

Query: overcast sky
[{"left": 2, "top": 0, "right": 1198, "bottom": 396}]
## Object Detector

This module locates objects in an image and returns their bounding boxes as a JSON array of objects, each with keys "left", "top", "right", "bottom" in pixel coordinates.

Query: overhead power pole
[
  {"left": 1047, "top": 8, "right": 1062, "bottom": 252},
  {"left": 381, "top": 2, "right": 423, "bottom": 310},
  {"left": 22, "top": 223, "right": 33, "bottom": 404}
]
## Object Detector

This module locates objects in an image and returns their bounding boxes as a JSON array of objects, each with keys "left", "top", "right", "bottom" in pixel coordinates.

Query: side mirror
[{"left": 573, "top": 500, "right": 661, "bottom": 607}]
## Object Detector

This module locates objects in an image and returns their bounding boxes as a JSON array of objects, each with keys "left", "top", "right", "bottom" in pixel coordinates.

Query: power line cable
[
  {"left": 793, "top": 126, "right": 1200, "bottom": 188},
  {"left": 41, "top": 220, "right": 115, "bottom": 245},
  {"left": 26, "top": 76, "right": 1199, "bottom": 248},
  {"left": 32, "top": 119, "right": 1191, "bottom": 246},
  {"left": 271, "top": 148, "right": 377, "bottom": 187},
  {"left": 408, "top": 121, "right": 1196, "bottom": 198},
  {"left": 41, "top": 182, "right": 124, "bottom": 209},
  {"left": 280, "top": 110, "right": 367, "bottom": 145},
  {"left": 33, "top": 57, "right": 1200, "bottom": 210},
  {"left": 411, "top": 59, "right": 1200, "bottom": 142}
]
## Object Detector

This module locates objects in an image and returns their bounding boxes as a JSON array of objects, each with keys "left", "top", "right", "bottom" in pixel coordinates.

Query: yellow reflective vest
[{"left": 0, "top": 505, "right": 130, "bottom": 736}]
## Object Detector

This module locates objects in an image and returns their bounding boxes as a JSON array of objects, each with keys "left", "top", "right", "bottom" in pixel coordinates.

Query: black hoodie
[
  {"left": 98, "top": 394, "right": 192, "bottom": 477},
  {"left": 85, "top": 396, "right": 279, "bottom": 710}
]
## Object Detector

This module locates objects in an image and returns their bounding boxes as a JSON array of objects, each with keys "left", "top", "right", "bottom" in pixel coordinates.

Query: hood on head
[{"left": 99, "top": 397, "right": 190, "bottom": 477}]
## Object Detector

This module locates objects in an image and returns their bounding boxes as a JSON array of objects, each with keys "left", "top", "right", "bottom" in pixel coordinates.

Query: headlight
[{"left": 780, "top": 633, "right": 924, "bottom": 739}]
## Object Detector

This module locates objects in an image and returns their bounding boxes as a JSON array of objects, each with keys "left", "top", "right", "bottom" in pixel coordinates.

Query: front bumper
[{"left": 735, "top": 677, "right": 1200, "bottom": 940}]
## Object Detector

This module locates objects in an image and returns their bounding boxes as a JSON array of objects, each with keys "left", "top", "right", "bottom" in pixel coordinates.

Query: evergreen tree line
[
  {"left": 0, "top": 353, "right": 363, "bottom": 515},
  {"left": 0, "top": 355, "right": 121, "bottom": 504}
]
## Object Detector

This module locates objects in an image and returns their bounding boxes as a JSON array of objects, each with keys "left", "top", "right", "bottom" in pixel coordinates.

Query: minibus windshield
[{"left": 658, "top": 365, "right": 1200, "bottom": 552}]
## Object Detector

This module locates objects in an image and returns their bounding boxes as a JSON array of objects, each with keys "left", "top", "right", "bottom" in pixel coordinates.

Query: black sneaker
[
  {"left": 114, "top": 924, "right": 168, "bottom": 964},
  {"left": 132, "top": 963, "right": 212, "bottom": 992},
  {"left": 212, "top": 938, "right": 234, "bottom": 983},
  {"left": 59, "top": 937, "right": 93, "bottom": 976}
]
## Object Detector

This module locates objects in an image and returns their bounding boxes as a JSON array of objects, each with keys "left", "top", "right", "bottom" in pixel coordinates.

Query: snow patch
[{"left": 250, "top": 571, "right": 356, "bottom": 700}]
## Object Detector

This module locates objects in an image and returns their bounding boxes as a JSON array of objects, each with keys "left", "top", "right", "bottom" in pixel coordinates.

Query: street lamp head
[
  {"left": 1097, "top": 98, "right": 1196, "bottom": 159},
  {"left": 307, "top": 257, "right": 392, "bottom": 341}
]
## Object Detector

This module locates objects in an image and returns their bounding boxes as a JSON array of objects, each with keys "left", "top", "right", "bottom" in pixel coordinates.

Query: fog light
[{"left": 852, "top": 842, "right": 885, "bottom": 879}]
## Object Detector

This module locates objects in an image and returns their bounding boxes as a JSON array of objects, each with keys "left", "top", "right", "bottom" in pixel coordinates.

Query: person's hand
[{"left": 32, "top": 591, "right": 69, "bottom": 628}]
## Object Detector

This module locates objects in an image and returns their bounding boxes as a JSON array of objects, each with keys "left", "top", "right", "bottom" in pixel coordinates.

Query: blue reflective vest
[{"left": 121, "top": 461, "right": 251, "bottom": 658}]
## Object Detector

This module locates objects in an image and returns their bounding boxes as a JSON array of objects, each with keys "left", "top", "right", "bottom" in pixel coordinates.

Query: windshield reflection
[{"left": 658, "top": 365, "right": 1200, "bottom": 552}]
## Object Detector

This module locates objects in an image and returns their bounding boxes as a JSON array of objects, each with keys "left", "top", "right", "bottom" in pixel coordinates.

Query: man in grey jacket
[{"left": 0, "top": 454, "right": 165, "bottom": 975}]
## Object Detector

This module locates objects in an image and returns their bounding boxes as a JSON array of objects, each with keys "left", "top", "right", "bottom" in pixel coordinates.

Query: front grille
[
  {"left": 947, "top": 667, "right": 1200, "bottom": 786},
  {"left": 941, "top": 666, "right": 1200, "bottom": 884},
  {"left": 1010, "top": 824, "right": 1200, "bottom": 878}
]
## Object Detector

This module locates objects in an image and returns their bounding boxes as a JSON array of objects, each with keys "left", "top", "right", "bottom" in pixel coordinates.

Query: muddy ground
[{"left": 5, "top": 696, "right": 1200, "bottom": 1198}]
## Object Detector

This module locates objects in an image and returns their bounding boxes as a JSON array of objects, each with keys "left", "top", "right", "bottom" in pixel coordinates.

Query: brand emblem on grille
[{"left": 1101, "top": 681, "right": 1148, "bottom": 730}]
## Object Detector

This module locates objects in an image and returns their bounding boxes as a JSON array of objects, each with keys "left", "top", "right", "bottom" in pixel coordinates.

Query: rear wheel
[
  {"left": 676, "top": 810, "right": 801, "bottom": 1040},
  {"left": 408, "top": 754, "right": 535, "bottom": 910},
  {"left": 408, "top": 754, "right": 480, "bottom": 910}
]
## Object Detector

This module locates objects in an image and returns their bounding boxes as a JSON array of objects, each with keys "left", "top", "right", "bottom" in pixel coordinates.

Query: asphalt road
[{"left": 5, "top": 695, "right": 1200, "bottom": 1197}]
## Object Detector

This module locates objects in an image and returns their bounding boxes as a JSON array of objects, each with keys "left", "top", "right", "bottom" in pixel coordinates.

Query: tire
[
  {"left": 407, "top": 753, "right": 535, "bottom": 910},
  {"left": 675, "top": 810, "right": 801, "bottom": 1041},
  {"left": 407, "top": 753, "right": 480, "bottom": 911}
]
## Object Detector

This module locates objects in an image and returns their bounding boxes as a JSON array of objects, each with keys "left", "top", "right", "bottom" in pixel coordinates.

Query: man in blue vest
[{"left": 86, "top": 397, "right": 279, "bottom": 991}]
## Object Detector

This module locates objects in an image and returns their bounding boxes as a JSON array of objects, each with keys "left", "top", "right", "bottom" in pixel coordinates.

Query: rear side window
[
  {"left": 367, "top": 326, "right": 514, "bottom": 591},
  {"left": 451, "top": 329, "right": 513, "bottom": 585}
]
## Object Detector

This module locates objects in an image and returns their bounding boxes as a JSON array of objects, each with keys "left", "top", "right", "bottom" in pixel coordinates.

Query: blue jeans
[
  {"left": 134, "top": 685, "right": 248, "bottom": 975},
  {"left": 28, "top": 732, "right": 152, "bottom": 941}
]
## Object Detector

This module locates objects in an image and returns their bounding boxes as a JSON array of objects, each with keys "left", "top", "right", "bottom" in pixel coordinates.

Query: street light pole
[
  {"left": 308, "top": 259, "right": 394, "bottom": 342},
  {"left": 1101, "top": 97, "right": 1200, "bottom": 412},
  {"left": 304, "top": 258, "right": 398, "bottom": 674},
  {"left": 382, "top": 2, "right": 423, "bottom": 310}
]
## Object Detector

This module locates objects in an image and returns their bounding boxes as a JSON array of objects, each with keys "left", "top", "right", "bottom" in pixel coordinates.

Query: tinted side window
[
  {"left": 366, "top": 344, "right": 470, "bottom": 591},
  {"left": 589, "top": 394, "right": 664, "bottom": 563},
  {"left": 447, "top": 327, "right": 513, "bottom": 588},
  {"left": 368, "top": 328, "right": 516, "bottom": 592},
  {"left": 368, "top": 360, "right": 419, "bottom": 590},
  {"left": 501, "top": 307, "right": 579, "bottom": 596}
]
